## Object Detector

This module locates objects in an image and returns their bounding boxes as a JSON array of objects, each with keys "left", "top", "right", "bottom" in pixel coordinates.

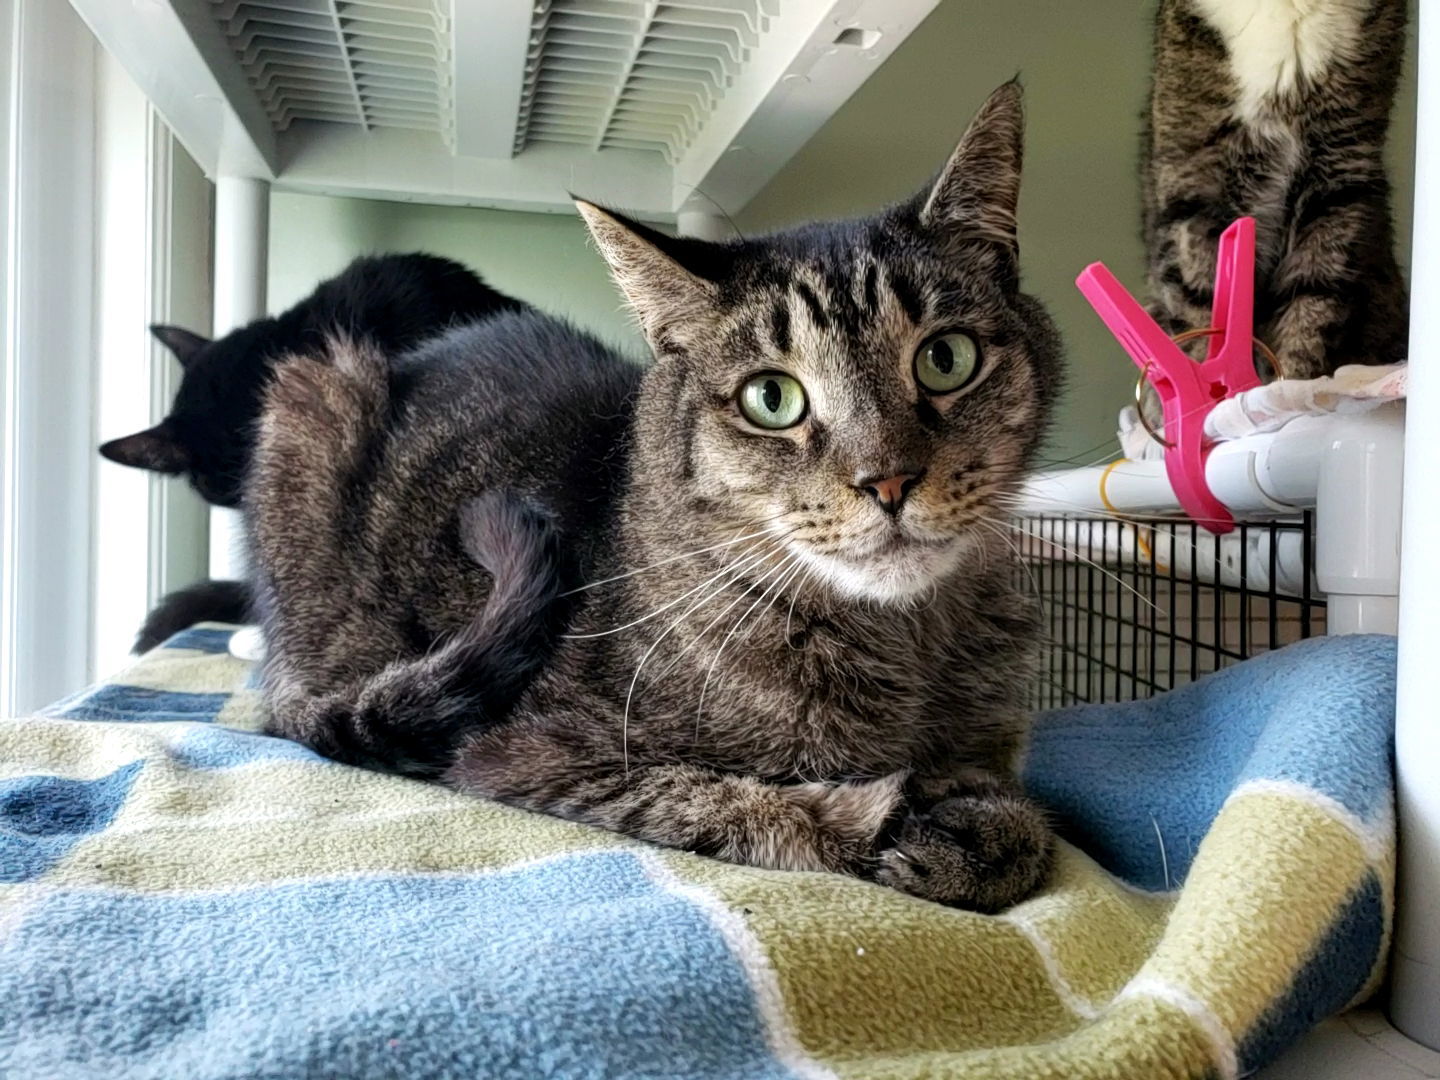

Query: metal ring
[
  {"left": 1134, "top": 362, "right": 1174, "bottom": 449},
  {"left": 1171, "top": 328, "right": 1281, "bottom": 381},
  {"left": 1133, "top": 329, "right": 1280, "bottom": 451}
]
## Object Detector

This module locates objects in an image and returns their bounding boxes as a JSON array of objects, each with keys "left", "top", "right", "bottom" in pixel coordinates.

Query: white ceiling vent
[
  {"left": 208, "top": 0, "right": 454, "bottom": 144},
  {"left": 514, "top": 0, "right": 774, "bottom": 164},
  {"left": 77, "top": 0, "right": 941, "bottom": 217}
]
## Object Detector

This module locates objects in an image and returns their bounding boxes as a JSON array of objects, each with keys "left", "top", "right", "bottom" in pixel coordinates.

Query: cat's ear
[
  {"left": 574, "top": 200, "right": 721, "bottom": 350},
  {"left": 150, "top": 324, "right": 209, "bottom": 367},
  {"left": 99, "top": 425, "right": 190, "bottom": 474},
  {"left": 918, "top": 80, "right": 1025, "bottom": 266}
]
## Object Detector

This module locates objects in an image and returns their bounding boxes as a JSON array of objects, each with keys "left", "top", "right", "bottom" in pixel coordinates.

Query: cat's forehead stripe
[
  {"left": 738, "top": 246, "right": 959, "bottom": 370},
  {"left": 883, "top": 264, "right": 927, "bottom": 326},
  {"left": 793, "top": 280, "right": 830, "bottom": 331},
  {"left": 775, "top": 255, "right": 910, "bottom": 342},
  {"left": 769, "top": 299, "right": 791, "bottom": 354}
]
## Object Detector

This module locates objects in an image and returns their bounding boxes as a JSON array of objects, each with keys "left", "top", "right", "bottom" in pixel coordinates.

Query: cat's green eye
[
  {"left": 914, "top": 332, "right": 980, "bottom": 394},
  {"left": 738, "top": 373, "right": 807, "bottom": 429}
]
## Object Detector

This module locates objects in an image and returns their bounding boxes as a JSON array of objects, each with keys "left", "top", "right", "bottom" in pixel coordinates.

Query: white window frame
[
  {"left": 92, "top": 49, "right": 213, "bottom": 680},
  {"left": 1, "top": 5, "right": 212, "bottom": 712},
  {"left": 1, "top": 0, "right": 98, "bottom": 715},
  {"left": 147, "top": 119, "right": 214, "bottom": 626}
]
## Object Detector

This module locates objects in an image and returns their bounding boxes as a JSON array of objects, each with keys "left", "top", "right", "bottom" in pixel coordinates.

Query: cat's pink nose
[{"left": 855, "top": 470, "right": 923, "bottom": 516}]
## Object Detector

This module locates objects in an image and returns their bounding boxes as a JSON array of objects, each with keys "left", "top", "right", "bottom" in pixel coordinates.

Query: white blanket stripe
[{"left": 1001, "top": 905, "right": 1104, "bottom": 1020}]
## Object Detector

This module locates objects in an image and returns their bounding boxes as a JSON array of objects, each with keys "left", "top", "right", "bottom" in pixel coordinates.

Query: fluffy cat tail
[
  {"left": 134, "top": 579, "right": 252, "bottom": 653},
  {"left": 270, "top": 490, "right": 575, "bottom": 777}
]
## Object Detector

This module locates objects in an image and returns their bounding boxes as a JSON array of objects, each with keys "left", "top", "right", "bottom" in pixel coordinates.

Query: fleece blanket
[{"left": 0, "top": 626, "right": 1395, "bottom": 1080}]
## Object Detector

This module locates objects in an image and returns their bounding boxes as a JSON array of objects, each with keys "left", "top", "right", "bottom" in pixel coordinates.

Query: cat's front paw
[{"left": 873, "top": 790, "right": 1053, "bottom": 913}]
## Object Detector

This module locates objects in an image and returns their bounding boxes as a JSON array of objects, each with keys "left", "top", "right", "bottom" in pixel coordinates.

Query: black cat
[{"left": 101, "top": 252, "right": 526, "bottom": 507}]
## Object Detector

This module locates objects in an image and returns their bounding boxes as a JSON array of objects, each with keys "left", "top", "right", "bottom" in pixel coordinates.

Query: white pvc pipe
[
  {"left": 208, "top": 175, "right": 269, "bottom": 580},
  {"left": 1314, "top": 410, "right": 1405, "bottom": 635},
  {"left": 1389, "top": 0, "right": 1440, "bottom": 1046},
  {"left": 1019, "top": 409, "right": 1400, "bottom": 521},
  {"left": 1018, "top": 518, "right": 1312, "bottom": 595}
]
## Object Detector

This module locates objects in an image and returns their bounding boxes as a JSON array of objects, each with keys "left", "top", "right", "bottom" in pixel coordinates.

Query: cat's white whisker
[
  {"left": 650, "top": 549, "right": 801, "bottom": 685},
  {"left": 993, "top": 493, "right": 1209, "bottom": 567},
  {"left": 974, "top": 516, "right": 1041, "bottom": 599},
  {"left": 786, "top": 564, "right": 817, "bottom": 644},
  {"left": 692, "top": 553, "right": 803, "bottom": 730},
  {"left": 561, "top": 523, "right": 790, "bottom": 596},
  {"left": 990, "top": 517, "right": 1162, "bottom": 613},
  {"left": 619, "top": 542, "right": 789, "bottom": 771},
  {"left": 1151, "top": 813, "right": 1172, "bottom": 892},
  {"left": 740, "top": 556, "right": 807, "bottom": 644},
  {"left": 565, "top": 534, "right": 789, "bottom": 639},
  {"left": 682, "top": 554, "right": 804, "bottom": 742}
]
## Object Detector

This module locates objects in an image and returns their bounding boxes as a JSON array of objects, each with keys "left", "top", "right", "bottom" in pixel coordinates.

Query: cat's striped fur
[
  {"left": 1143, "top": 0, "right": 1409, "bottom": 378},
  {"left": 250, "top": 84, "right": 1059, "bottom": 911}
]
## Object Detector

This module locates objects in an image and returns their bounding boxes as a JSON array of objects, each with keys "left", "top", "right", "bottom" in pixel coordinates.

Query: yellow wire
[{"left": 1098, "top": 458, "right": 1166, "bottom": 572}]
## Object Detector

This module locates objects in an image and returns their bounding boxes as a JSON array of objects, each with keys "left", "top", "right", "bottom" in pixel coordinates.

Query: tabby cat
[
  {"left": 1143, "top": 0, "right": 1409, "bottom": 378},
  {"left": 251, "top": 83, "right": 1060, "bottom": 911}
]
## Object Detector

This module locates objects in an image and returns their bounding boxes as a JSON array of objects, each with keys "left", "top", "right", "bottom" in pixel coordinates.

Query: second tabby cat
[{"left": 1144, "top": 0, "right": 1409, "bottom": 378}]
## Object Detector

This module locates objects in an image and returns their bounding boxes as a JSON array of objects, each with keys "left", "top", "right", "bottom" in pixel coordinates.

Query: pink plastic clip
[{"left": 1075, "top": 218, "right": 1262, "bottom": 535}]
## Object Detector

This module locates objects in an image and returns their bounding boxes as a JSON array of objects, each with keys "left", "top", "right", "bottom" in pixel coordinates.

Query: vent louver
[
  {"left": 515, "top": 0, "right": 777, "bottom": 163},
  {"left": 209, "top": 0, "right": 453, "bottom": 145}
]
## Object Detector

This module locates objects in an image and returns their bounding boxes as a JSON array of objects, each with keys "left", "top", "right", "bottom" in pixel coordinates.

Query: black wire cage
[{"left": 1015, "top": 513, "right": 1327, "bottom": 711}]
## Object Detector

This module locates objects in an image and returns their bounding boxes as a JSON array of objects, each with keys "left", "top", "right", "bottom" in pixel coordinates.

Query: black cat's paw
[{"left": 873, "top": 789, "right": 1053, "bottom": 913}]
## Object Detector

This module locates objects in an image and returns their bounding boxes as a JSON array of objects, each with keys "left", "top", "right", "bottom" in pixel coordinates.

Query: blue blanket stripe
[
  {"left": 0, "top": 762, "right": 142, "bottom": 883},
  {"left": 1237, "top": 871, "right": 1386, "bottom": 1071},
  {"left": 0, "top": 850, "right": 799, "bottom": 1080},
  {"left": 160, "top": 628, "right": 236, "bottom": 654},
  {"left": 1022, "top": 635, "right": 1396, "bottom": 891},
  {"left": 46, "top": 686, "right": 231, "bottom": 726},
  {"left": 169, "top": 725, "right": 323, "bottom": 770}
]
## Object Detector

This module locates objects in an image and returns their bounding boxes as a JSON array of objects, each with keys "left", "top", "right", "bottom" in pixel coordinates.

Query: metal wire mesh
[{"left": 1014, "top": 513, "right": 1326, "bottom": 710}]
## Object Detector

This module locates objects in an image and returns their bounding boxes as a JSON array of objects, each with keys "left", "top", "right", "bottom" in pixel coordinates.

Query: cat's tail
[
  {"left": 266, "top": 490, "right": 575, "bottom": 777},
  {"left": 134, "top": 579, "right": 252, "bottom": 653}
]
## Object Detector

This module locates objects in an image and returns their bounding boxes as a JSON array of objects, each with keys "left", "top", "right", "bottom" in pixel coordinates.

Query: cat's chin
[{"left": 789, "top": 536, "right": 967, "bottom": 605}]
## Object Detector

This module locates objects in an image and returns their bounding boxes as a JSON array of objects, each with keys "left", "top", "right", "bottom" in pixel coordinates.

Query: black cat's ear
[
  {"left": 574, "top": 200, "right": 721, "bottom": 350},
  {"left": 99, "top": 425, "right": 190, "bottom": 474},
  {"left": 918, "top": 80, "right": 1024, "bottom": 263},
  {"left": 150, "top": 324, "right": 209, "bottom": 367}
]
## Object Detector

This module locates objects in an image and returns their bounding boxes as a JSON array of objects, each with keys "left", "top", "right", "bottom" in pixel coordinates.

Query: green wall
[
  {"left": 268, "top": 0, "right": 1417, "bottom": 463},
  {"left": 268, "top": 194, "right": 643, "bottom": 354}
]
